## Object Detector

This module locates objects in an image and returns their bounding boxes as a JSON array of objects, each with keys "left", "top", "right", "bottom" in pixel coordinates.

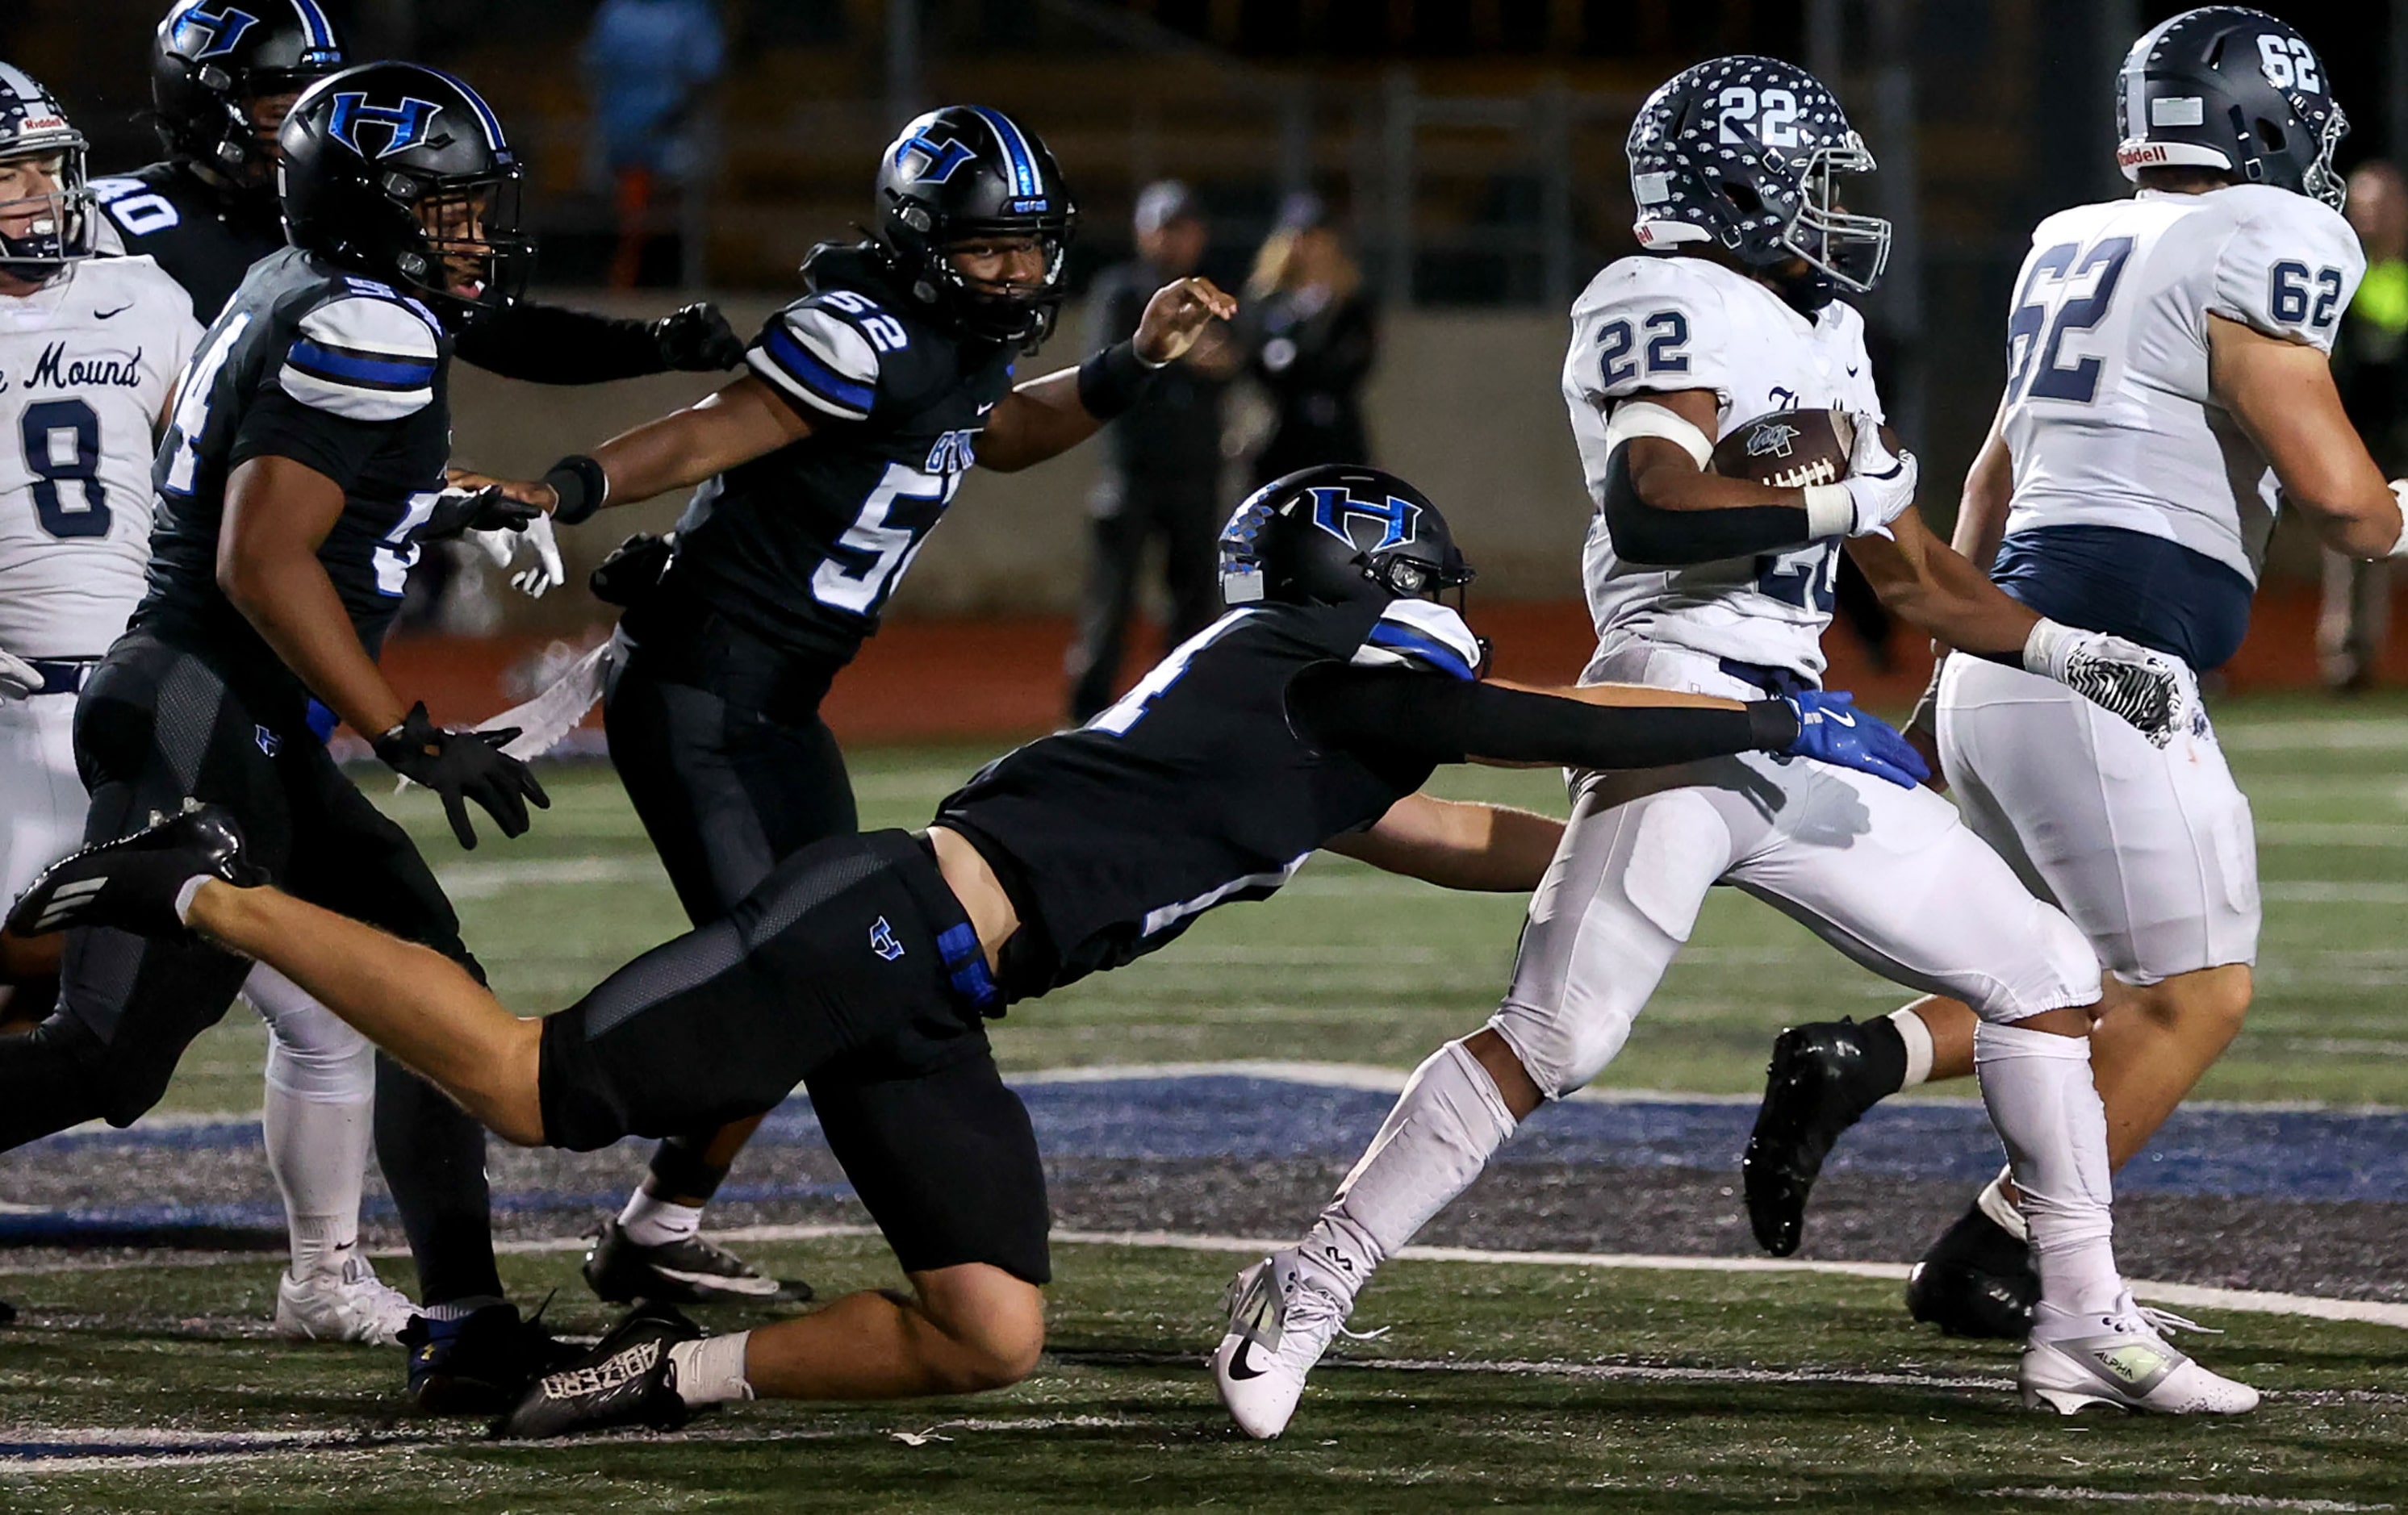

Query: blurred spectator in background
[
  {"left": 1243, "top": 194, "right": 1377, "bottom": 485},
  {"left": 1064, "top": 181, "right": 1240, "bottom": 722},
  {"left": 583, "top": 0, "right": 725, "bottom": 290},
  {"left": 2320, "top": 160, "right": 2408, "bottom": 691}
]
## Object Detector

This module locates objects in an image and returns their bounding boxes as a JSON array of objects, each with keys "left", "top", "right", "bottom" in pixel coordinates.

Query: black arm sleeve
[
  {"left": 452, "top": 301, "right": 667, "bottom": 385},
  {"left": 1599, "top": 440, "right": 1819, "bottom": 566},
  {"left": 1291, "top": 665, "right": 1800, "bottom": 771}
]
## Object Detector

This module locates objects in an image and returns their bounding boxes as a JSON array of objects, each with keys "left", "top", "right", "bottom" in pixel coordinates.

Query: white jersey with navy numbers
[
  {"left": 1563, "top": 254, "right": 1883, "bottom": 682},
  {"left": 0, "top": 256, "right": 201, "bottom": 657},
  {"left": 1999, "top": 185, "right": 2362, "bottom": 587}
]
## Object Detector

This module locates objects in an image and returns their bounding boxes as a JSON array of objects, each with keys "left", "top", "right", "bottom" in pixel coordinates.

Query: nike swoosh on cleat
[
  {"left": 1223, "top": 1341, "right": 1269, "bottom": 1381},
  {"left": 95, "top": 303, "right": 135, "bottom": 319},
  {"left": 649, "top": 1264, "right": 782, "bottom": 1296}
]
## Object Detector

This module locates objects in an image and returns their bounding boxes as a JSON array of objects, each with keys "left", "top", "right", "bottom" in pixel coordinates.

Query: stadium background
[{"left": 6, "top": 0, "right": 2403, "bottom": 740}]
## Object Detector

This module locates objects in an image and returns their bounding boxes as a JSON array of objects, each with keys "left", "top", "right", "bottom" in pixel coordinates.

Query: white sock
[
  {"left": 1298, "top": 1040, "right": 1518, "bottom": 1305},
  {"left": 1976, "top": 1167, "right": 2029, "bottom": 1242},
  {"left": 263, "top": 1081, "right": 372, "bottom": 1283},
  {"left": 1973, "top": 1019, "right": 2122, "bottom": 1319},
  {"left": 620, "top": 1190, "right": 704, "bottom": 1248},
  {"left": 668, "top": 1331, "right": 755, "bottom": 1406},
  {"left": 420, "top": 1295, "right": 504, "bottom": 1322},
  {"left": 1887, "top": 1008, "right": 1935, "bottom": 1087}
]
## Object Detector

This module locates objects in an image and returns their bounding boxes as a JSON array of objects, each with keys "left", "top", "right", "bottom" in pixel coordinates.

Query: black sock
[
  {"left": 1853, "top": 1013, "right": 1909, "bottom": 1096},
  {"left": 644, "top": 1131, "right": 736, "bottom": 1206},
  {"left": 374, "top": 1053, "right": 505, "bottom": 1305}
]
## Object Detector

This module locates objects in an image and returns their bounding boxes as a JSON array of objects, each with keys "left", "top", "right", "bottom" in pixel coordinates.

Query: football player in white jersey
[
  {"left": 0, "top": 65, "right": 416, "bottom": 1347},
  {"left": 1216, "top": 55, "right": 2258, "bottom": 1437},
  {"left": 1743, "top": 7, "right": 2408, "bottom": 1339}
]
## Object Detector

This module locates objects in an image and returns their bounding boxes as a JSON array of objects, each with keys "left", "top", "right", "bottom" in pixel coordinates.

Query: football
[{"left": 1709, "top": 407, "right": 1856, "bottom": 489}]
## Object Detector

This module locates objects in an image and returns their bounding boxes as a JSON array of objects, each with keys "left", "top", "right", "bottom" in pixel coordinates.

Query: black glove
[
  {"left": 650, "top": 303, "right": 745, "bottom": 372},
  {"left": 590, "top": 531, "right": 677, "bottom": 607},
  {"left": 416, "top": 484, "right": 541, "bottom": 545},
  {"left": 372, "top": 702, "right": 550, "bottom": 849}
]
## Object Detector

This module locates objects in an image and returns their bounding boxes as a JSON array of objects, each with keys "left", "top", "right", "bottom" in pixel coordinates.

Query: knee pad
[
  {"left": 1971, "top": 902, "right": 2103, "bottom": 1025},
  {"left": 1487, "top": 985, "right": 1639, "bottom": 1100},
  {"left": 248, "top": 966, "right": 375, "bottom": 1104}
]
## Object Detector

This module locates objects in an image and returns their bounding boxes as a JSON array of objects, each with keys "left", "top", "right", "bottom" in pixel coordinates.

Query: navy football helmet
[
  {"left": 1220, "top": 466, "right": 1474, "bottom": 611},
  {"left": 1627, "top": 56, "right": 1891, "bottom": 309},
  {"left": 153, "top": 0, "right": 347, "bottom": 188},
  {"left": 279, "top": 63, "right": 531, "bottom": 330},
  {"left": 874, "top": 105, "right": 1076, "bottom": 349},
  {"left": 0, "top": 63, "right": 93, "bottom": 273},
  {"left": 2116, "top": 7, "right": 2346, "bottom": 211}
]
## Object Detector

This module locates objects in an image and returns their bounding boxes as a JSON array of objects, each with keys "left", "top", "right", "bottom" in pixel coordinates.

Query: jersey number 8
[{"left": 20, "top": 399, "right": 111, "bottom": 539}]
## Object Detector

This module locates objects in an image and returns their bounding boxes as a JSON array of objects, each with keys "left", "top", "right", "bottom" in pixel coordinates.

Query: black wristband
[
  {"left": 1076, "top": 339, "right": 1162, "bottom": 421},
  {"left": 1744, "top": 698, "right": 1801, "bottom": 750},
  {"left": 543, "top": 454, "right": 608, "bottom": 526}
]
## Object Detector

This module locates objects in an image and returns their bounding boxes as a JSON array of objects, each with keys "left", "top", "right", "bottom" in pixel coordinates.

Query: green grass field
[{"left": 4, "top": 694, "right": 2406, "bottom": 1511}]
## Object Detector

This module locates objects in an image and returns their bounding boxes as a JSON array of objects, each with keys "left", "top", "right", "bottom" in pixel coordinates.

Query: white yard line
[{"left": 1988, "top": 1490, "right": 2395, "bottom": 1512}]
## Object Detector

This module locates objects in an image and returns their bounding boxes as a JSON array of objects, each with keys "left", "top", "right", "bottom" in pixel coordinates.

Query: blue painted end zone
[{"left": 4, "top": 1077, "right": 2400, "bottom": 1247}]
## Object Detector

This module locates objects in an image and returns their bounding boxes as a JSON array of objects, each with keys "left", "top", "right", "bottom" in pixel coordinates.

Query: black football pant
[
  {"left": 604, "top": 615, "right": 857, "bottom": 1204},
  {"left": 537, "top": 831, "right": 1048, "bottom": 1284},
  {"left": 0, "top": 635, "right": 504, "bottom": 1305},
  {"left": 1064, "top": 474, "right": 1223, "bottom": 724}
]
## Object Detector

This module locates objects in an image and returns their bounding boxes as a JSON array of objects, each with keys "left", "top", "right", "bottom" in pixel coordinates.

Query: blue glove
[{"left": 1782, "top": 689, "right": 1929, "bottom": 789}]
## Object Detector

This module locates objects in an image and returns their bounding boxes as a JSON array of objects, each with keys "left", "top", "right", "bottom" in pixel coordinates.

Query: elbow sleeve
[
  {"left": 1296, "top": 666, "right": 1798, "bottom": 771},
  {"left": 1599, "top": 442, "right": 1820, "bottom": 566}
]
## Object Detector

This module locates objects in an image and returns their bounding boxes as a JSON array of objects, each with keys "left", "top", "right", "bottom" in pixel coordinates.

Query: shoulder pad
[
  {"left": 1566, "top": 256, "right": 1729, "bottom": 407},
  {"left": 1352, "top": 599, "right": 1484, "bottom": 681},
  {"left": 746, "top": 294, "right": 895, "bottom": 422},
  {"left": 2205, "top": 188, "right": 2364, "bottom": 355},
  {"left": 277, "top": 292, "right": 442, "bottom": 423}
]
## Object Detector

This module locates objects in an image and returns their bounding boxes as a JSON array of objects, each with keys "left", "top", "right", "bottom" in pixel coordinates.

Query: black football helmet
[
  {"left": 2116, "top": 7, "right": 2346, "bottom": 211},
  {"left": 874, "top": 105, "right": 1076, "bottom": 350},
  {"left": 1627, "top": 56, "right": 1891, "bottom": 310},
  {"left": 1220, "top": 466, "right": 1474, "bottom": 611},
  {"left": 278, "top": 63, "right": 531, "bottom": 331},
  {"left": 152, "top": 0, "right": 347, "bottom": 189},
  {"left": 0, "top": 62, "right": 93, "bottom": 274}
]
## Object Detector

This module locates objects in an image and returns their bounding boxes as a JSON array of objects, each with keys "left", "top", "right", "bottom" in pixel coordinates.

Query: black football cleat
[
  {"left": 582, "top": 1217, "right": 811, "bottom": 1306},
  {"left": 6, "top": 802, "right": 261, "bottom": 939},
  {"left": 1905, "top": 1200, "right": 2039, "bottom": 1339},
  {"left": 501, "top": 1303, "right": 702, "bottom": 1439},
  {"left": 401, "top": 1301, "right": 581, "bottom": 1416},
  {"left": 1741, "top": 1017, "right": 1904, "bottom": 1256}
]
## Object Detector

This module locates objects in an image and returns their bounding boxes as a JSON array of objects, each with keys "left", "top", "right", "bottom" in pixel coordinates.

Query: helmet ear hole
[
  {"left": 2255, "top": 118, "right": 2288, "bottom": 154},
  {"left": 1722, "top": 181, "right": 1765, "bottom": 216}
]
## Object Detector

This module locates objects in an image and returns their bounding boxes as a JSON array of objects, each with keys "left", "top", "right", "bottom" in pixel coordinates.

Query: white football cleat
[
  {"left": 274, "top": 1252, "right": 417, "bottom": 1346},
  {"left": 2020, "top": 1294, "right": 2260, "bottom": 1415},
  {"left": 1214, "top": 1248, "right": 1371, "bottom": 1439}
]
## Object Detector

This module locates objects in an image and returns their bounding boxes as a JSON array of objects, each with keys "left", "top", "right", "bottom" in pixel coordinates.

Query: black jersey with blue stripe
[
  {"left": 132, "top": 246, "right": 450, "bottom": 725},
  {"left": 653, "top": 244, "right": 1018, "bottom": 662},
  {"left": 934, "top": 597, "right": 1484, "bottom": 1003}
]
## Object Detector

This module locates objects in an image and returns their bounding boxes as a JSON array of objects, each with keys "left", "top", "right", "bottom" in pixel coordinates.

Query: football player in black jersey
[
  {"left": 96, "top": 1, "right": 746, "bottom": 376},
  {"left": 0, "top": 62, "right": 575, "bottom": 1413},
  {"left": 451, "top": 104, "right": 1240, "bottom": 1305},
  {"left": 16, "top": 465, "right": 1926, "bottom": 1435}
]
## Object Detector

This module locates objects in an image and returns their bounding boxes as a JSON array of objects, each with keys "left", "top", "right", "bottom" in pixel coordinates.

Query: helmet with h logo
[
  {"left": 278, "top": 61, "right": 530, "bottom": 329},
  {"left": 152, "top": 0, "right": 346, "bottom": 189},
  {"left": 1219, "top": 465, "right": 1474, "bottom": 610},
  {"left": 872, "top": 105, "right": 1077, "bottom": 350}
]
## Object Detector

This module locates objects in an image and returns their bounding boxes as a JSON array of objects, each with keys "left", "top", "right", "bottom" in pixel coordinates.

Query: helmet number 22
[{"left": 1718, "top": 86, "right": 1800, "bottom": 148}]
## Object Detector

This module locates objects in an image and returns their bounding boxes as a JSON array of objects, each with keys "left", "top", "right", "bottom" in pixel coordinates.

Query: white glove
[
  {"left": 468, "top": 513, "right": 566, "bottom": 598},
  {"left": 0, "top": 645, "right": 37, "bottom": 701},
  {"left": 1838, "top": 412, "right": 1918, "bottom": 536},
  {"left": 2023, "top": 618, "right": 2190, "bottom": 748}
]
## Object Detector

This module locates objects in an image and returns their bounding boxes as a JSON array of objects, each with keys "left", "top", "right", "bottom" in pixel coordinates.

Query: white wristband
[
  {"left": 1801, "top": 483, "right": 1854, "bottom": 540},
  {"left": 2021, "top": 616, "right": 2074, "bottom": 678},
  {"left": 2386, "top": 480, "right": 2408, "bottom": 558}
]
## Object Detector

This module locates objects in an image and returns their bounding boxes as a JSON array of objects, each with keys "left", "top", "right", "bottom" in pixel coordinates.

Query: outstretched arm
[
  {"left": 1323, "top": 795, "right": 1566, "bottom": 891},
  {"left": 456, "top": 374, "right": 812, "bottom": 520},
  {"left": 976, "top": 278, "right": 1237, "bottom": 472}
]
